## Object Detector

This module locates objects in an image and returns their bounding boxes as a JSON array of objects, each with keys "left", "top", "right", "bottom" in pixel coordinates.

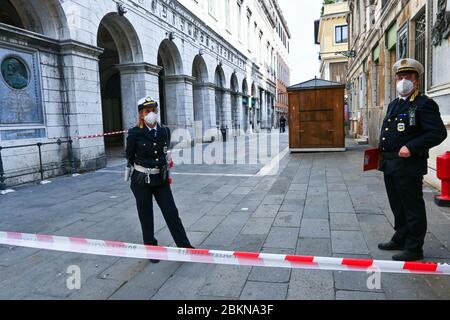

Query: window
[
  {"left": 237, "top": 3, "right": 242, "bottom": 40},
  {"left": 247, "top": 17, "right": 251, "bottom": 48},
  {"left": 208, "top": 0, "right": 217, "bottom": 18},
  {"left": 335, "top": 25, "right": 348, "bottom": 44},
  {"left": 225, "top": 0, "right": 231, "bottom": 30},
  {"left": 397, "top": 24, "right": 408, "bottom": 59},
  {"left": 414, "top": 11, "right": 426, "bottom": 93}
]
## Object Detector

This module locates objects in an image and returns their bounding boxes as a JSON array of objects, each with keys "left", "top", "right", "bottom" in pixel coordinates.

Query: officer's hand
[{"left": 399, "top": 146, "right": 411, "bottom": 158}]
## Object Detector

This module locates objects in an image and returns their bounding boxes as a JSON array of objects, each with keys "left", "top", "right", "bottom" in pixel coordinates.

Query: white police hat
[
  {"left": 137, "top": 96, "right": 158, "bottom": 111},
  {"left": 393, "top": 58, "right": 424, "bottom": 75}
]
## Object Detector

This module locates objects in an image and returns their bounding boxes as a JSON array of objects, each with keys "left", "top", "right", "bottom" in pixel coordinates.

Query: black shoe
[
  {"left": 378, "top": 241, "right": 404, "bottom": 251},
  {"left": 392, "top": 250, "right": 424, "bottom": 262},
  {"left": 149, "top": 259, "right": 160, "bottom": 264}
]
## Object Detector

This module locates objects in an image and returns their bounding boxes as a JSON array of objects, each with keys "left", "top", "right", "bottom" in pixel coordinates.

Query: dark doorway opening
[{"left": 97, "top": 23, "right": 124, "bottom": 152}]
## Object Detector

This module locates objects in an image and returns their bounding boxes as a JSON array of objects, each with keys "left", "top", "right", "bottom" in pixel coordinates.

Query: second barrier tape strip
[
  {"left": 50, "top": 130, "right": 129, "bottom": 141},
  {"left": 1, "top": 231, "right": 449, "bottom": 276}
]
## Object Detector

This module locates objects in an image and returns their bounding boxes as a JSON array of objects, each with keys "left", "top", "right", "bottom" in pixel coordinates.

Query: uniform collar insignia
[{"left": 409, "top": 90, "right": 420, "bottom": 102}]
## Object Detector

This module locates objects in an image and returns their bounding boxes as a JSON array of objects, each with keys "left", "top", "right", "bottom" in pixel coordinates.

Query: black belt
[
  {"left": 382, "top": 152, "right": 425, "bottom": 160},
  {"left": 382, "top": 152, "right": 401, "bottom": 160}
]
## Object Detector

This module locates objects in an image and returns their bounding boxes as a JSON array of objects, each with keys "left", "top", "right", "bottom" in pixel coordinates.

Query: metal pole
[
  {"left": 0, "top": 146, "right": 6, "bottom": 191},
  {"left": 37, "top": 143, "right": 44, "bottom": 182}
]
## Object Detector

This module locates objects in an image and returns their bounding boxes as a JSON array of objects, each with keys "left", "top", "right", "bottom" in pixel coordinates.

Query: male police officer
[{"left": 378, "top": 58, "right": 447, "bottom": 262}]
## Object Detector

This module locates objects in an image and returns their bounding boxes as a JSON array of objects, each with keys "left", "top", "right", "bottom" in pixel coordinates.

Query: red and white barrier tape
[
  {"left": 72, "top": 130, "right": 128, "bottom": 140},
  {"left": 50, "top": 130, "right": 128, "bottom": 141},
  {"left": 1, "top": 231, "right": 449, "bottom": 276}
]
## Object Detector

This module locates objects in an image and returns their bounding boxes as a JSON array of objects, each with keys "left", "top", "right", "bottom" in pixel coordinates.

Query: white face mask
[
  {"left": 144, "top": 112, "right": 159, "bottom": 126},
  {"left": 397, "top": 79, "right": 415, "bottom": 96}
]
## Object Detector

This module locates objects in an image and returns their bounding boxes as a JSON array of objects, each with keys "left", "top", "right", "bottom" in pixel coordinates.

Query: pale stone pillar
[
  {"left": 203, "top": 84, "right": 219, "bottom": 141},
  {"left": 60, "top": 41, "right": 106, "bottom": 170},
  {"left": 260, "top": 89, "right": 267, "bottom": 130},
  {"left": 222, "top": 91, "right": 233, "bottom": 139},
  {"left": 164, "top": 75, "right": 195, "bottom": 145},
  {"left": 116, "top": 63, "right": 162, "bottom": 131}
]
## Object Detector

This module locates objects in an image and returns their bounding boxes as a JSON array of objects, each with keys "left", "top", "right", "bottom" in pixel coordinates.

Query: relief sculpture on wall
[
  {"left": 1, "top": 57, "right": 28, "bottom": 90},
  {"left": 0, "top": 47, "right": 44, "bottom": 130},
  {"left": 432, "top": 0, "right": 450, "bottom": 46}
]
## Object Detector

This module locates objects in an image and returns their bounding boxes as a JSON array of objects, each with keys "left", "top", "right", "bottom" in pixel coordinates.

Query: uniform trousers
[
  {"left": 131, "top": 180, "right": 192, "bottom": 248},
  {"left": 384, "top": 174, "right": 427, "bottom": 252}
]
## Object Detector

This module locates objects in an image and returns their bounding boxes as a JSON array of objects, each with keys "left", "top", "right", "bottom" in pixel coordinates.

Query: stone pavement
[{"left": 0, "top": 135, "right": 450, "bottom": 300}]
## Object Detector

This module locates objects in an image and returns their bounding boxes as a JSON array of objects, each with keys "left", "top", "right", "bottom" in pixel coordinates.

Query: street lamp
[{"left": 335, "top": 50, "right": 357, "bottom": 58}]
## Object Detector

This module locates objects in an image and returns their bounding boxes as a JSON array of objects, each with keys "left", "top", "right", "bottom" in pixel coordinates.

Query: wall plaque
[{"left": 0, "top": 46, "right": 44, "bottom": 129}]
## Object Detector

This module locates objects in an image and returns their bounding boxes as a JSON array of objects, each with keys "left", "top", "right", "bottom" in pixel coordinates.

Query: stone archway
[
  {"left": 0, "top": 0, "right": 24, "bottom": 28},
  {"left": 192, "top": 55, "right": 209, "bottom": 142},
  {"left": 0, "top": 0, "right": 69, "bottom": 136},
  {"left": 157, "top": 39, "right": 184, "bottom": 127},
  {"left": 0, "top": 0, "right": 69, "bottom": 39},
  {"left": 97, "top": 13, "right": 143, "bottom": 153}
]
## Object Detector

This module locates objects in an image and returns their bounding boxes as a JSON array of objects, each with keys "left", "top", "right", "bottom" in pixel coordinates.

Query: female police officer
[{"left": 126, "top": 97, "right": 193, "bottom": 263}]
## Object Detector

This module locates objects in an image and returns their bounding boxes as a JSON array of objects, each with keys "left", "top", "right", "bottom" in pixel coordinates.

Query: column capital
[
  {"left": 60, "top": 40, "right": 104, "bottom": 60},
  {"left": 164, "top": 74, "right": 196, "bottom": 84},
  {"left": 193, "top": 82, "right": 217, "bottom": 90},
  {"left": 116, "top": 62, "right": 163, "bottom": 76}
]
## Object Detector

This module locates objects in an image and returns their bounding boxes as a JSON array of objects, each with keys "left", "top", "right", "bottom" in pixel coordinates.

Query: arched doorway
[
  {"left": 0, "top": 0, "right": 68, "bottom": 39},
  {"left": 230, "top": 73, "right": 240, "bottom": 135},
  {"left": 0, "top": 0, "right": 24, "bottom": 28},
  {"left": 242, "top": 79, "right": 249, "bottom": 133},
  {"left": 0, "top": 0, "right": 68, "bottom": 137},
  {"left": 97, "top": 14, "right": 143, "bottom": 155},
  {"left": 158, "top": 39, "right": 183, "bottom": 127},
  {"left": 215, "top": 65, "right": 226, "bottom": 131},
  {"left": 98, "top": 23, "right": 122, "bottom": 149},
  {"left": 192, "top": 55, "right": 208, "bottom": 142}
]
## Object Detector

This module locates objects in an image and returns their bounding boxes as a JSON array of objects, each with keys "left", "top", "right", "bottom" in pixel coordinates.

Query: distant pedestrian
[
  {"left": 126, "top": 96, "right": 194, "bottom": 263},
  {"left": 377, "top": 59, "right": 447, "bottom": 262},
  {"left": 280, "top": 115, "right": 287, "bottom": 133}
]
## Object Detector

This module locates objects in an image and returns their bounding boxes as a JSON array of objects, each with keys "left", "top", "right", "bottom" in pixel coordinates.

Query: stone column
[
  {"left": 203, "top": 84, "right": 219, "bottom": 142},
  {"left": 164, "top": 75, "right": 195, "bottom": 144},
  {"left": 223, "top": 90, "right": 232, "bottom": 139},
  {"left": 269, "top": 94, "right": 275, "bottom": 129},
  {"left": 243, "top": 95, "right": 251, "bottom": 135},
  {"left": 116, "top": 63, "right": 162, "bottom": 131},
  {"left": 261, "top": 90, "right": 267, "bottom": 130},
  {"left": 192, "top": 82, "right": 220, "bottom": 142},
  {"left": 229, "top": 92, "right": 239, "bottom": 136},
  {"left": 234, "top": 93, "right": 242, "bottom": 136},
  {"left": 249, "top": 97, "right": 256, "bottom": 134},
  {"left": 60, "top": 41, "right": 106, "bottom": 170}
]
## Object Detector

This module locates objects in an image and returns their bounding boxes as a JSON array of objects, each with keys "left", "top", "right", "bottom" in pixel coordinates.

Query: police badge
[{"left": 398, "top": 123, "right": 406, "bottom": 132}]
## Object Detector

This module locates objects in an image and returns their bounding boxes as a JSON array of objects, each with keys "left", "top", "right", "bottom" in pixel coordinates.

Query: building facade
[
  {"left": 316, "top": 0, "right": 350, "bottom": 83},
  {"left": 347, "top": 0, "right": 450, "bottom": 188},
  {"left": 274, "top": 2, "right": 290, "bottom": 129},
  {"left": 315, "top": 0, "right": 350, "bottom": 132},
  {"left": 0, "top": 0, "right": 290, "bottom": 186}
]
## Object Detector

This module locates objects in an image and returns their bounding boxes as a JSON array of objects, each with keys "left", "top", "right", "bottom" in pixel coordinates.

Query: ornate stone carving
[{"left": 432, "top": 0, "right": 450, "bottom": 46}]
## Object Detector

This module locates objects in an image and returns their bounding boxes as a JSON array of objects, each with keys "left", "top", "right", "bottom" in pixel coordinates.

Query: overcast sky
[{"left": 278, "top": 0, "right": 323, "bottom": 85}]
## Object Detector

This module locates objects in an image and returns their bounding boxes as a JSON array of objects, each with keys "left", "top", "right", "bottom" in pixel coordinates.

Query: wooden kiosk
[{"left": 287, "top": 78, "right": 346, "bottom": 152}]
